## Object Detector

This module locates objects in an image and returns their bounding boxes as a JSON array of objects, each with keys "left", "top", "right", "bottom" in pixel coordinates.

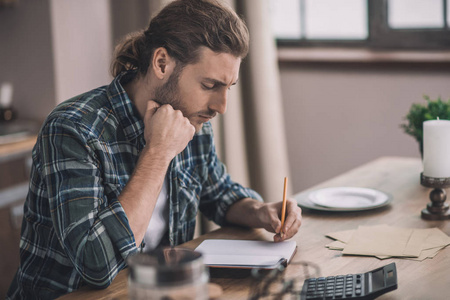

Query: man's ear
[{"left": 151, "top": 47, "right": 176, "bottom": 80}]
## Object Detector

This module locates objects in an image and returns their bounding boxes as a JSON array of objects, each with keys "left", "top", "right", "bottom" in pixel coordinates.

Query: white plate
[
  {"left": 295, "top": 187, "right": 392, "bottom": 212},
  {"left": 309, "top": 187, "right": 389, "bottom": 209}
]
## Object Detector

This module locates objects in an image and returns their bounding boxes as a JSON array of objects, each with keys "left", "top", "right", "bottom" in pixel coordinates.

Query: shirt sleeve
[
  {"left": 37, "top": 117, "right": 138, "bottom": 288},
  {"left": 198, "top": 125, "right": 263, "bottom": 225}
]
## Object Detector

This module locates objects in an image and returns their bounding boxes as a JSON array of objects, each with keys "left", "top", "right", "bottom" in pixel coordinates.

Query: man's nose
[{"left": 209, "top": 91, "right": 227, "bottom": 115}]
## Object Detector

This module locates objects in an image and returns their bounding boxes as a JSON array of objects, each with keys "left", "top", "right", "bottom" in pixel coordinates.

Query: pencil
[{"left": 280, "top": 177, "right": 288, "bottom": 236}]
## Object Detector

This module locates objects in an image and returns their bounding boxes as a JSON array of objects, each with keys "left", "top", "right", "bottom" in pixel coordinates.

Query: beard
[
  {"left": 153, "top": 66, "right": 184, "bottom": 112},
  {"left": 153, "top": 65, "right": 216, "bottom": 132}
]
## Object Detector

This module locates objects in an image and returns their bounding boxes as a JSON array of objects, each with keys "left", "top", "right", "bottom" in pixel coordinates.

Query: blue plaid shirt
[{"left": 7, "top": 71, "right": 261, "bottom": 299}]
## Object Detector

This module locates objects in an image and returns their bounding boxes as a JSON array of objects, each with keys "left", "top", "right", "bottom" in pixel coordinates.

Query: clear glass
[
  {"left": 304, "top": 0, "right": 368, "bottom": 40},
  {"left": 388, "top": 0, "right": 444, "bottom": 29},
  {"left": 128, "top": 273, "right": 209, "bottom": 300},
  {"left": 248, "top": 260, "right": 321, "bottom": 300},
  {"left": 128, "top": 248, "right": 209, "bottom": 300},
  {"left": 269, "top": 0, "right": 302, "bottom": 39}
]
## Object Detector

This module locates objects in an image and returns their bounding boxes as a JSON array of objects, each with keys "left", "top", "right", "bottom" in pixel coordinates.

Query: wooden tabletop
[{"left": 59, "top": 156, "right": 450, "bottom": 300}]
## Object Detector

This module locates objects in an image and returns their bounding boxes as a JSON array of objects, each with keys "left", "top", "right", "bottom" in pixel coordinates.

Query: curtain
[{"left": 236, "top": 0, "right": 292, "bottom": 202}]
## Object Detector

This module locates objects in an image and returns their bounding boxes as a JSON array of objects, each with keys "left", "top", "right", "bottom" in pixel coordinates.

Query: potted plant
[{"left": 401, "top": 95, "right": 450, "bottom": 156}]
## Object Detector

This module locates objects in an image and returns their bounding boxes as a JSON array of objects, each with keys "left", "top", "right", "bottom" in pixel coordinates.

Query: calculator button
[
  {"left": 315, "top": 292, "right": 325, "bottom": 298},
  {"left": 355, "top": 289, "right": 362, "bottom": 295},
  {"left": 346, "top": 290, "right": 353, "bottom": 296},
  {"left": 355, "top": 283, "right": 362, "bottom": 289}
]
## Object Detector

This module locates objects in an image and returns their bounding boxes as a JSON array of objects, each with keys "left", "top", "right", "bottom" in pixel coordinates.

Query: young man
[{"left": 7, "top": 0, "right": 302, "bottom": 298}]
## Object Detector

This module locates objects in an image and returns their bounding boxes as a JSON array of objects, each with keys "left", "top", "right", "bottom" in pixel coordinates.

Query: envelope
[{"left": 325, "top": 225, "right": 450, "bottom": 261}]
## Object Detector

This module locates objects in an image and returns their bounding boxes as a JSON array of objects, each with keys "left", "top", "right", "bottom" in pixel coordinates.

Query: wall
[
  {"left": 0, "top": 0, "right": 55, "bottom": 122},
  {"left": 0, "top": 0, "right": 117, "bottom": 121},
  {"left": 279, "top": 61, "right": 450, "bottom": 193},
  {"left": 110, "top": 0, "right": 151, "bottom": 46},
  {"left": 50, "top": 0, "right": 112, "bottom": 104}
]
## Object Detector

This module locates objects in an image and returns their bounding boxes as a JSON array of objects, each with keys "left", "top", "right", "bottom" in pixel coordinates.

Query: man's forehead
[{"left": 191, "top": 47, "right": 241, "bottom": 84}]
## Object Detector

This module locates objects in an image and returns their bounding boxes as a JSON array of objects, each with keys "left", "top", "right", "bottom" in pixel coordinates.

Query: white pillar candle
[{"left": 423, "top": 119, "right": 450, "bottom": 178}]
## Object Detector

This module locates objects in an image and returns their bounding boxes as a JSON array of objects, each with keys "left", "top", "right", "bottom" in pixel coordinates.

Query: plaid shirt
[{"left": 7, "top": 71, "right": 261, "bottom": 299}]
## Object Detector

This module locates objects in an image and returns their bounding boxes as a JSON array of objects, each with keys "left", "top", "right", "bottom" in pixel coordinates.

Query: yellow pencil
[{"left": 280, "top": 177, "right": 288, "bottom": 236}]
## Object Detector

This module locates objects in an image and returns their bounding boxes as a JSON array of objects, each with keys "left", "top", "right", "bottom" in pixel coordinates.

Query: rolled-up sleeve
[{"left": 38, "top": 117, "right": 137, "bottom": 287}]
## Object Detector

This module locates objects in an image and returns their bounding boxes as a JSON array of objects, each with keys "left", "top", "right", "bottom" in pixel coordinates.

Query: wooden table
[{"left": 60, "top": 157, "right": 450, "bottom": 300}]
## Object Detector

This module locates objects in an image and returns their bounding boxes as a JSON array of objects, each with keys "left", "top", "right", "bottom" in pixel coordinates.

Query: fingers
[
  {"left": 145, "top": 100, "right": 161, "bottom": 118},
  {"left": 143, "top": 103, "right": 195, "bottom": 159},
  {"left": 273, "top": 199, "right": 302, "bottom": 242}
]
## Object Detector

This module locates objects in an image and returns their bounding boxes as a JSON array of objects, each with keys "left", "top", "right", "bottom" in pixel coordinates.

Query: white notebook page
[{"left": 195, "top": 239, "right": 297, "bottom": 268}]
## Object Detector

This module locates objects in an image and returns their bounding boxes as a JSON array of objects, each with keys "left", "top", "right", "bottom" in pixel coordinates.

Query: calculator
[{"left": 301, "top": 263, "right": 397, "bottom": 300}]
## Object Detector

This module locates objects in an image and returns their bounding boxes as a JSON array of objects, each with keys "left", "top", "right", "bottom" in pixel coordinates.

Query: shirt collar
[{"left": 106, "top": 70, "right": 144, "bottom": 143}]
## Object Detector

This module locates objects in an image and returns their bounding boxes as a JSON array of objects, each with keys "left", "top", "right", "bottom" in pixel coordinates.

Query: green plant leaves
[{"left": 401, "top": 96, "right": 450, "bottom": 152}]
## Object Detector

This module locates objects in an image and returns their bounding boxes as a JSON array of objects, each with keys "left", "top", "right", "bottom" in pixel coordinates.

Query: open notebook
[{"left": 195, "top": 239, "right": 297, "bottom": 269}]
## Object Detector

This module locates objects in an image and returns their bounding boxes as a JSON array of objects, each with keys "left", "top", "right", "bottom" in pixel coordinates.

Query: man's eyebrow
[{"left": 203, "top": 78, "right": 238, "bottom": 86}]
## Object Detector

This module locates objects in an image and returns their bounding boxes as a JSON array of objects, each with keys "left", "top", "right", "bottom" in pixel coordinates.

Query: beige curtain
[
  {"left": 236, "top": 0, "right": 292, "bottom": 202},
  {"left": 148, "top": 0, "right": 292, "bottom": 235},
  {"left": 212, "top": 0, "right": 292, "bottom": 202}
]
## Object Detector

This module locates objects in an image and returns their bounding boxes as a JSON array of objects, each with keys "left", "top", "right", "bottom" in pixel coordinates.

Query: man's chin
[{"left": 194, "top": 123, "right": 204, "bottom": 133}]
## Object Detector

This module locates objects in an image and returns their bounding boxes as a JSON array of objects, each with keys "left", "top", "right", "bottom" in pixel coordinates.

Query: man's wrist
[
  {"left": 140, "top": 145, "right": 174, "bottom": 165},
  {"left": 226, "top": 198, "right": 265, "bottom": 228}
]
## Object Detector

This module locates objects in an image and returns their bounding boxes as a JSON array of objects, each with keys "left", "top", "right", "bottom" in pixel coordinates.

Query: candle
[{"left": 423, "top": 119, "right": 450, "bottom": 178}]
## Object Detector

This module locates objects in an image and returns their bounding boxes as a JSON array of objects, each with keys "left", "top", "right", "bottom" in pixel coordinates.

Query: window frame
[{"left": 276, "top": 0, "right": 450, "bottom": 50}]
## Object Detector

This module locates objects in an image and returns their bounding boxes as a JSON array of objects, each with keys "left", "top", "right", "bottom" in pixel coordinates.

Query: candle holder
[{"left": 420, "top": 173, "right": 450, "bottom": 220}]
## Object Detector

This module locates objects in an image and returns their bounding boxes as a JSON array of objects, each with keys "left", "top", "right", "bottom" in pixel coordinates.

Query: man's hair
[{"left": 111, "top": 0, "right": 249, "bottom": 77}]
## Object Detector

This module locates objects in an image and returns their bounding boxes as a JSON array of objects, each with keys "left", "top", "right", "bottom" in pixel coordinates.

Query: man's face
[{"left": 154, "top": 47, "right": 241, "bottom": 132}]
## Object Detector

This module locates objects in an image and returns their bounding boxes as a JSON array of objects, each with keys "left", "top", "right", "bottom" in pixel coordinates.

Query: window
[{"left": 270, "top": 0, "right": 450, "bottom": 49}]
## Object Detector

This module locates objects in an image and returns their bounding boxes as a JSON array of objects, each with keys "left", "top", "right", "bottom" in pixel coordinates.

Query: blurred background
[{"left": 1, "top": 0, "right": 450, "bottom": 296}]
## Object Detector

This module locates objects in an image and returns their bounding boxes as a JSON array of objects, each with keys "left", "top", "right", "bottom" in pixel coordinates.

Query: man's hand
[
  {"left": 225, "top": 198, "right": 302, "bottom": 242},
  {"left": 143, "top": 100, "right": 195, "bottom": 160},
  {"left": 257, "top": 199, "right": 302, "bottom": 242}
]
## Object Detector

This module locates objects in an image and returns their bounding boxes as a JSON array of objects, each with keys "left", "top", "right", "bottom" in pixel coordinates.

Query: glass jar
[{"left": 127, "top": 247, "right": 209, "bottom": 300}]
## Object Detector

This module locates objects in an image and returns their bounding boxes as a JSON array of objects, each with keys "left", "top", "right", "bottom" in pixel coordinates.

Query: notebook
[{"left": 195, "top": 239, "right": 297, "bottom": 269}]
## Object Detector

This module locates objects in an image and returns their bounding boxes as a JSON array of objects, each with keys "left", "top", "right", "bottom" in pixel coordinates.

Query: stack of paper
[{"left": 325, "top": 225, "right": 450, "bottom": 261}]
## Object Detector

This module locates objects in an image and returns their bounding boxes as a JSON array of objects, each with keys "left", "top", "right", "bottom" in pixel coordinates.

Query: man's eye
[{"left": 202, "top": 84, "right": 214, "bottom": 90}]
